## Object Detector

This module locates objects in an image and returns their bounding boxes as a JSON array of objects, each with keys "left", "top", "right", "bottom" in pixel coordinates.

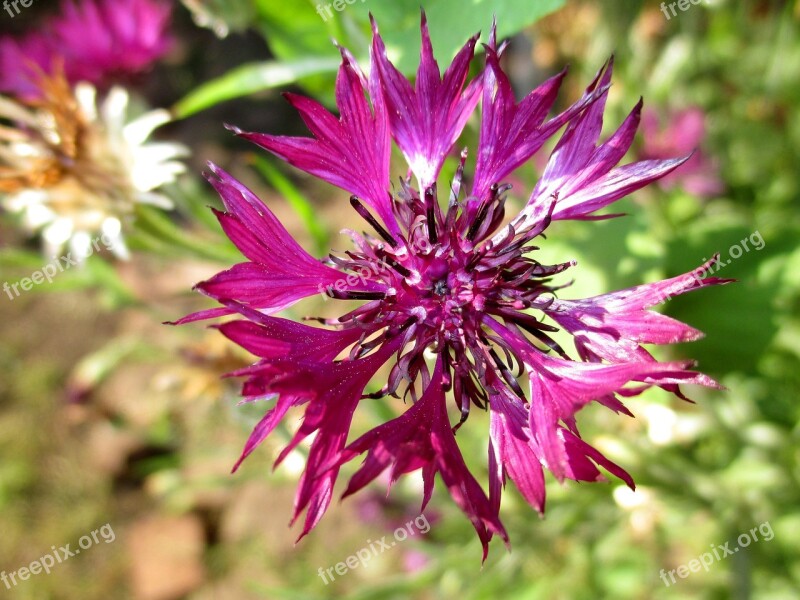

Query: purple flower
[
  {"left": 0, "top": 0, "right": 172, "bottom": 98},
  {"left": 178, "top": 16, "right": 731, "bottom": 558},
  {"left": 640, "top": 106, "right": 724, "bottom": 198}
]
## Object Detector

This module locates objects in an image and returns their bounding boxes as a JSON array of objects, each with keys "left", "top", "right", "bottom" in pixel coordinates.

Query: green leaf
[
  {"left": 254, "top": 0, "right": 348, "bottom": 59},
  {"left": 0, "top": 248, "right": 49, "bottom": 270},
  {"left": 132, "top": 205, "right": 241, "bottom": 263},
  {"left": 172, "top": 57, "right": 341, "bottom": 118},
  {"left": 0, "top": 248, "right": 136, "bottom": 306},
  {"left": 249, "top": 0, "right": 565, "bottom": 100},
  {"left": 357, "top": 0, "right": 566, "bottom": 74}
]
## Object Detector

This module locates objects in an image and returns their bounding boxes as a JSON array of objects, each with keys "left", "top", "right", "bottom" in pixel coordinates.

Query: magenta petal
[
  {"left": 337, "top": 359, "right": 508, "bottom": 559},
  {"left": 0, "top": 34, "right": 53, "bottom": 97},
  {"left": 553, "top": 156, "right": 689, "bottom": 220},
  {"left": 546, "top": 256, "right": 734, "bottom": 361},
  {"left": 228, "top": 327, "right": 389, "bottom": 478},
  {"left": 0, "top": 0, "right": 172, "bottom": 96},
  {"left": 206, "top": 164, "right": 326, "bottom": 268},
  {"left": 231, "top": 393, "right": 297, "bottom": 473},
  {"left": 517, "top": 60, "right": 692, "bottom": 224},
  {"left": 53, "top": 0, "right": 173, "bottom": 84},
  {"left": 560, "top": 427, "right": 634, "bottom": 488},
  {"left": 489, "top": 390, "right": 546, "bottom": 513},
  {"left": 233, "top": 50, "right": 398, "bottom": 235},
  {"left": 196, "top": 262, "right": 334, "bottom": 314},
  {"left": 167, "top": 306, "right": 235, "bottom": 325},
  {"left": 279, "top": 343, "right": 401, "bottom": 540},
  {"left": 471, "top": 50, "right": 564, "bottom": 202},
  {"left": 216, "top": 317, "right": 360, "bottom": 362},
  {"left": 196, "top": 165, "right": 384, "bottom": 314},
  {"left": 541, "top": 57, "right": 616, "bottom": 186},
  {"left": 525, "top": 351, "right": 705, "bottom": 480},
  {"left": 471, "top": 49, "right": 608, "bottom": 204},
  {"left": 527, "top": 89, "right": 644, "bottom": 220},
  {"left": 370, "top": 13, "right": 480, "bottom": 188}
]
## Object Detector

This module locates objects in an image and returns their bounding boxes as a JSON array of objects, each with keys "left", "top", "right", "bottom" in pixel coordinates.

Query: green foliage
[
  {"left": 172, "top": 57, "right": 341, "bottom": 118},
  {"left": 176, "top": 0, "right": 566, "bottom": 114},
  {"left": 1, "top": 2, "right": 798, "bottom": 599}
]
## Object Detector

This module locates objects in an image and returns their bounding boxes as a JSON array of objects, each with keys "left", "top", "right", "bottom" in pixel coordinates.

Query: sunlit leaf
[{"left": 173, "top": 57, "right": 340, "bottom": 118}]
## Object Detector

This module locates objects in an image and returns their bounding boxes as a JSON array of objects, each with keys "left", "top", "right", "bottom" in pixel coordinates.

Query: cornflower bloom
[
  {"left": 178, "top": 16, "right": 730, "bottom": 557},
  {"left": 640, "top": 106, "right": 723, "bottom": 198},
  {"left": 0, "top": 0, "right": 173, "bottom": 99},
  {"left": 0, "top": 67, "right": 186, "bottom": 258}
]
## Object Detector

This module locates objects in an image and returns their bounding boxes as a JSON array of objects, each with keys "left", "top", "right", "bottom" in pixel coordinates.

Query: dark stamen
[
  {"left": 350, "top": 196, "right": 398, "bottom": 248},
  {"left": 424, "top": 186, "right": 438, "bottom": 245},
  {"left": 384, "top": 257, "right": 412, "bottom": 278},
  {"left": 445, "top": 149, "right": 468, "bottom": 235},
  {"left": 375, "top": 248, "right": 412, "bottom": 277},
  {"left": 327, "top": 289, "right": 386, "bottom": 301},
  {"left": 489, "top": 348, "right": 526, "bottom": 400},
  {"left": 466, "top": 183, "right": 509, "bottom": 242},
  {"left": 466, "top": 197, "right": 492, "bottom": 242},
  {"left": 453, "top": 397, "right": 470, "bottom": 433},
  {"left": 493, "top": 308, "right": 560, "bottom": 333},
  {"left": 512, "top": 320, "right": 570, "bottom": 359}
]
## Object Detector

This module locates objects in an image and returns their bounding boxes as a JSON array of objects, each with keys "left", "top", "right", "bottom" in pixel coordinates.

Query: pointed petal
[
  {"left": 552, "top": 156, "right": 690, "bottom": 220},
  {"left": 560, "top": 427, "right": 634, "bottom": 487},
  {"left": 489, "top": 391, "right": 546, "bottom": 513},
  {"left": 196, "top": 262, "right": 336, "bottom": 314},
  {"left": 276, "top": 341, "right": 401, "bottom": 540},
  {"left": 231, "top": 393, "right": 297, "bottom": 473},
  {"left": 195, "top": 166, "right": 385, "bottom": 314},
  {"left": 370, "top": 14, "right": 480, "bottom": 188},
  {"left": 525, "top": 351, "right": 708, "bottom": 480},
  {"left": 216, "top": 312, "right": 362, "bottom": 362},
  {"left": 337, "top": 358, "right": 508, "bottom": 558},
  {"left": 545, "top": 256, "right": 735, "bottom": 354},
  {"left": 527, "top": 91, "right": 644, "bottom": 220},
  {"left": 472, "top": 49, "right": 607, "bottom": 204},
  {"left": 234, "top": 50, "right": 398, "bottom": 235}
]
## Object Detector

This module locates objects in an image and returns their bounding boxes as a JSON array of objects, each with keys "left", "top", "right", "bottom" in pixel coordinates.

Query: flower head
[
  {"left": 179, "top": 16, "right": 731, "bottom": 558},
  {"left": 640, "top": 106, "right": 723, "bottom": 198},
  {"left": 0, "top": 67, "right": 186, "bottom": 258},
  {"left": 0, "top": 0, "right": 173, "bottom": 99}
]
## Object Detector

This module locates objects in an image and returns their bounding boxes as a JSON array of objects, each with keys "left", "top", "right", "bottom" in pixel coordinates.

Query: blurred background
[{"left": 0, "top": 1, "right": 798, "bottom": 599}]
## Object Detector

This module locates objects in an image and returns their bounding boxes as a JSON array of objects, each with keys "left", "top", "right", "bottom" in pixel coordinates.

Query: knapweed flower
[
  {"left": 0, "top": 0, "right": 172, "bottom": 99},
  {"left": 0, "top": 67, "right": 186, "bottom": 258},
  {"left": 179, "top": 16, "right": 730, "bottom": 558},
  {"left": 640, "top": 106, "right": 723, "bottom": 198}
]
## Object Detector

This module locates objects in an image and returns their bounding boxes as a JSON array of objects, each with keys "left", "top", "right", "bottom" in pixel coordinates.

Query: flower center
[
  {"left": 320, "top": 157, "right": 575, "bottom": 416},
  {"left": 432, "top": 279, "right": 449, "bottom": 296}
]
